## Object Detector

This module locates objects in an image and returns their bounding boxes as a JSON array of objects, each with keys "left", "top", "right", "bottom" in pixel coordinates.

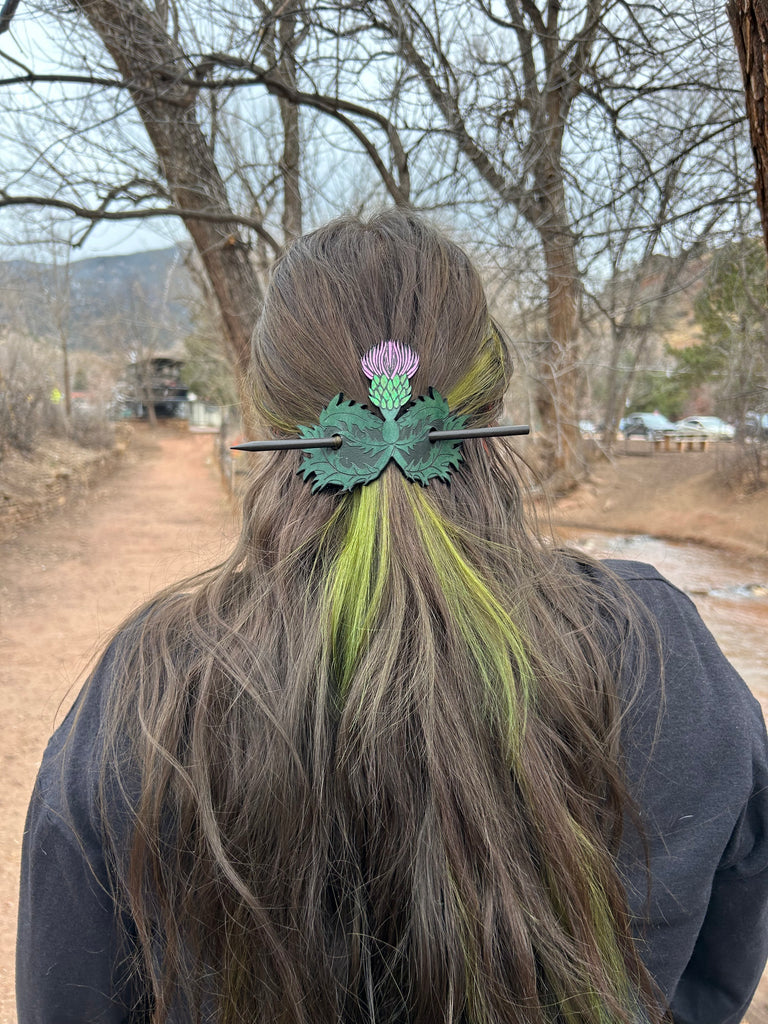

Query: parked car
[
  {"left": 745, "top": 411, "right": 768, "bottom": 439},
  {"left": 621, "top": 412, "right": 677, "bottom": 441},
  {"left": 674, "top": 416, "right": 735, "bottom": 440}
]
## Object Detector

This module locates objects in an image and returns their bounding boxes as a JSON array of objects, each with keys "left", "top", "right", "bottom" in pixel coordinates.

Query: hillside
[{"left": 0, "top": 246, "right": 195, "bottom": 353}]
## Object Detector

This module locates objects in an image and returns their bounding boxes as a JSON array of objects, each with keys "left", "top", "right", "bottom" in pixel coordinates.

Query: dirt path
[
  {"left": 1, "top": 431, "right": 766, "bottom": 1021},
  {"left": 0, "top": 426, "right": 238, "bottom": 1024}
]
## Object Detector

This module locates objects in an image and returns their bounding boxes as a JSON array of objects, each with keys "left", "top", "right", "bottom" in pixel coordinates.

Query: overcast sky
[{"left": 0, "top": 6, "right": 183, "bottom": 260}]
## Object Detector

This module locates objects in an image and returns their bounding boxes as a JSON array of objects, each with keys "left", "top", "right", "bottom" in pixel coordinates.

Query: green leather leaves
[
  {"left": 297, "top": 396, "right": 390, "bottom": 492},
  {"left": 393, "top": 390, "right": 467, "bottom": 485},
  {"left": 297, "top": 389, "right": 467, "bottom": 492}
]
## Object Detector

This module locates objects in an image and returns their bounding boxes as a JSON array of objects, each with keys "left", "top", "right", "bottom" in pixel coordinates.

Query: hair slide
[
  {"left": 231, "top": 424, "right": 530, "bottom": 453},
  {"left": 234, "top": 342, "right": 529, "bottom": 491}
]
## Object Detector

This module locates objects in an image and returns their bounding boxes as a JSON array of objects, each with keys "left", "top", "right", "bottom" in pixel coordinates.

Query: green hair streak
[
  {"left": 536, "top": 821, "right": 636, "bottom": 1023},
  {"left": 322, "top": 480, "right": 391, "bottom": 696},
  {"left": 445, "top": 324, "right": 506, "bottom": 418},
  {"left": 318, "top": 466, "right": 533, "bottom": 759},
  {"left": 407, "top": 485, "right": 533, "bottom": 763}
]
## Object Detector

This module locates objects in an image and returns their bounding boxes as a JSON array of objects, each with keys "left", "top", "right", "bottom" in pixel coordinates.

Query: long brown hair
[{"left": 95, "top": 210, "right": 662, "bottom": 1023}]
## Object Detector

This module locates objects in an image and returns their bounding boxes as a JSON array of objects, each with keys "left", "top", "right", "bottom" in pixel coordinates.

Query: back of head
[
  {"left": 101, "top": 209, "right": 661, "bottom": 1024},
  {"left": 253, "top": 209, "right": 502, "bottom": 435}
]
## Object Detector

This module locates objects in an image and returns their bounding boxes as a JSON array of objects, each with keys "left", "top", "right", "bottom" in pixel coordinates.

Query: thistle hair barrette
[{"left": 232, "top": 340, "right": 529, "bottom": 492}]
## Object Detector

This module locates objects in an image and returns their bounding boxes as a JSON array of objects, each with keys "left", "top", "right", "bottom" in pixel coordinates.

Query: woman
[{"left": 17, "top": 210, "right": 768, "bottom": 1023}]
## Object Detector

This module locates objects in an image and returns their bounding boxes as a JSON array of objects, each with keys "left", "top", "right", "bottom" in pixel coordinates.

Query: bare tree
[
  {"left": 0, "top": 0, "right": 750, "bottom": 482},
  {"left": 0, "top": 0, "right": 413, "bottom": 424},
  {"left": 67, "top": 0, "right": 267, "bottom": 389},
  {"left": 302, "top": 0, "right": 750, "bottom": 482},
  {"left": 586, "top": 189, "right": 728, "bottom": 449},
  {"left": 728, "top": 0, "right": 768, "bottom": 258}
]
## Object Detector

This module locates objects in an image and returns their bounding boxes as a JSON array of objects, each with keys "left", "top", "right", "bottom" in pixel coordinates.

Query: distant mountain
[{"left": 0, "top": 246, "right": 196, "bottom": 354}]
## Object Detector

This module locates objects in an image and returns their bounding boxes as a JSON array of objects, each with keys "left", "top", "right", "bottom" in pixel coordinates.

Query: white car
[
  {"left": 675, "top": 416, "right": 735, "bottom": 440},
  {"left": 745, "top": 412, "right": 768, "bottom": 438}
]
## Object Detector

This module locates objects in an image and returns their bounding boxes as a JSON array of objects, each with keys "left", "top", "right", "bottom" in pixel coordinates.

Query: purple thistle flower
[{"left": 361, "top": 340, "right": 419, "bottom": 381}]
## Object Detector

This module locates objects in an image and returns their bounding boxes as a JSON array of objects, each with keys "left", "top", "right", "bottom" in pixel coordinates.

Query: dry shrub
[
  {"left": 0, "top": 336, "right": 60, "bottom": 459},
  {"left": 1, "top": 334, "right": 115, "bottom": 459},
  {"left": 714, "top": 439, "right": 767, "bottom": 493},
  {"left": 69, "top": 406, "right": 115, "bottom": 449}
]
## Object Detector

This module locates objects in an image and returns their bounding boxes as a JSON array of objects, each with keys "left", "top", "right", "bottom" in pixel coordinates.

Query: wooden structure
[{"left": 653, "top": 434, "right": 709, "bottom": 453}]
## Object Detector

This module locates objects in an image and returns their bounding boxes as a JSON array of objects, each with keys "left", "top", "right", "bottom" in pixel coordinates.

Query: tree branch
[
  {"left": 373, "top": 2, "right": 526, "bottom": 213},
  {"left": 189, "top": 53, "right": 410, "bottom": 203},
  {"left": 0, "top": 191, "right": 282, "bottom": 253},
  {"left": 0, "top": 72, "right": 125, "bottom": 88},
  {"left": 503, "top": 0, "right": 541, "bottom": 104},
  {"left": 0, "top": 62, "right": 412, "bottom": 204},
  {"left": 0, "top": 0, "right": 21, "bottom": 35}
]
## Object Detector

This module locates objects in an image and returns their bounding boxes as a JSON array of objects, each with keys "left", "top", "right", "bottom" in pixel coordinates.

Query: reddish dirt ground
[
  {"left": 1, "top": 427, "right": 767, "bottom": 1021},
  {"left": 0, "top": 426, "right": 238, "bottom": 1024},
  {"left": 551, "top": 440, "right": 768, "bottom": 564}
]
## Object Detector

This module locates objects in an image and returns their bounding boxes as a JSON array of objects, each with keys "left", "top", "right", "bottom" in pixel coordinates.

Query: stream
[{"left": 556, "top": 530, "right": 768, "bottom": 713}]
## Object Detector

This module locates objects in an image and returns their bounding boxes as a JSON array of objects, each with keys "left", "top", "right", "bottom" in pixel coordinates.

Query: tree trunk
[
  {"left": 601, "top": 328, "right": 653, "bottom": 449},
  {"left": 536, "top": 228, "right": 583, "bottom": 489},
  {"left": 601, "top": 330, "right": 625, "bottom": 450},
  {"left": 71, "top": 0, "right": 263, "bottom": 422},
  {"left": 278, "top": 10, "right": 303, "bottom": 242},
  {"left": 61, "top": 337, "right": 72, "bottom": 419},
  {"left": 728, "top": 0, "right": 768, "bottom": 258}
]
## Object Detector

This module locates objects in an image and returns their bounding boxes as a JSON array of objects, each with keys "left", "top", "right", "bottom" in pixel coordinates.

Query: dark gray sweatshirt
[{"left": 15, "top": 561, "right": 768, "bottom": 1022}]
